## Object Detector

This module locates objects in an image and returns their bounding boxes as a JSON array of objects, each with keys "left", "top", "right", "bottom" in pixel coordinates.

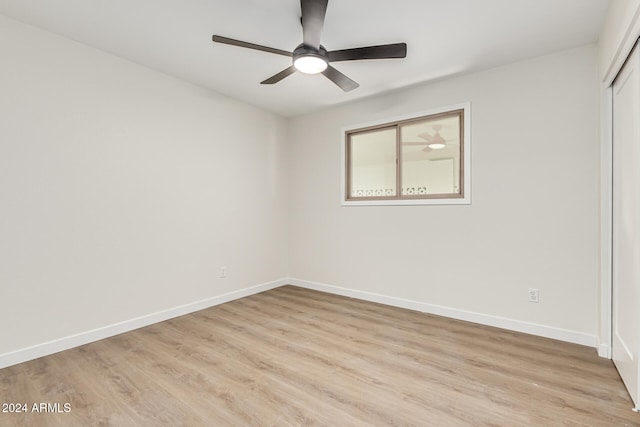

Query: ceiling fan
[
  {"left": 403, "top": 125, "right": 453, "bottom": 152},
  {"left": 212, "top": 0, "right": 407, "bottom": 92}
]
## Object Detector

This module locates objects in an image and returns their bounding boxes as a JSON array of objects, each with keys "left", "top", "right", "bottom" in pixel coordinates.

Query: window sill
[{"left": 341, "top": 196, "right": 471, "bottom": 206}]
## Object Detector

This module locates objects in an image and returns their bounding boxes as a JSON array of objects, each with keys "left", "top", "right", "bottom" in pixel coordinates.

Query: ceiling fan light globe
[
  {"left": 294, "top": 55, "right": 328, "bottom": 74},
  {"left": 428, "top": 143, "right": 446, "bottom": 150}
]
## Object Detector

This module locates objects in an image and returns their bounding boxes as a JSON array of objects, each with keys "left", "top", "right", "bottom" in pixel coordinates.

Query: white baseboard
[
  {"left": 597, "top": 342, "right": 611, "bottom": 359},
  {"left": 287, "top": 278, "right": 599, "bottom": 349},
  {"left": 0, "top": 278, "right": 287, "bottom": 370},
  {"left": 0, "top": 277, "right": 604, "bottom": 370}
]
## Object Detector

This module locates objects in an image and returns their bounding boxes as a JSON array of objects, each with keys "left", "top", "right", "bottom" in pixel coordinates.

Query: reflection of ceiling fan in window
[{"left": 403, "top": 125, "right": 455, "bottom": 152}]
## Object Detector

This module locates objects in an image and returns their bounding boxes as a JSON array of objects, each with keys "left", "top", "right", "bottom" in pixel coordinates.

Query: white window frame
[{"left": 341, "top": 102, "right": 471, "bottom": 206}]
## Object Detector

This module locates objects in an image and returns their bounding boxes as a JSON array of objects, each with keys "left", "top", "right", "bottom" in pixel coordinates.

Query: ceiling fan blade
[
  {"left": 418, "top": 132, "right": 435, "bottom": 142},
  {"left": 403, "top": 142, "right": 428, "bottom": 146},
  {"left": 301, "top": 0, "right": 328, "bottom": 50},
  {"left": 261, "top": 66, "right": 297, "bottom": 85},
  {"left": 328, "top": 43, "right": 407, "bottom": 62},
  {"left": 322, "top": 65, "right": 359, "bottom": 92},
  {"left": 212, "top": 35, "right": 292, "bottom": 57}
]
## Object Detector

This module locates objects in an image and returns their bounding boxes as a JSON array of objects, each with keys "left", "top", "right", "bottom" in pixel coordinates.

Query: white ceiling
[{"left": 0, "top": 0, "right": 610, "bottom": 117}]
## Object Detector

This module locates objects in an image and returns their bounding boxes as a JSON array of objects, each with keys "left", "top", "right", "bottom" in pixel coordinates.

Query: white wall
[
  {"left": 0, "top": 12, "right": 604, "bottom": 365},
  {"left": 288, "top": 45, "right": 600, "bottom": 341},
  {"left": 0, "top": 15, "right": 289, "bottom": 358}
]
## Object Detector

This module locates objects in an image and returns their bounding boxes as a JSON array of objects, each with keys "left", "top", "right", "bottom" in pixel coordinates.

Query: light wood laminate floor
[{"left": 0, "top": 285, "right": 638, "bottom": 426}]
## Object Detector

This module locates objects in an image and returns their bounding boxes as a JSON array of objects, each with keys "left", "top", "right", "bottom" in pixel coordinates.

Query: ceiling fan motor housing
[{"left": 293, "top": 43, "right": 329, "bottom": 73}]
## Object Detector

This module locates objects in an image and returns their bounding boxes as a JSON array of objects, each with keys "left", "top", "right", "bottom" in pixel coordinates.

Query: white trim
[
  {"left": 602, "top": 4, "right": 640, "bottom": 87},
  {"left": 1, "top": 277, "right": 602, "bottom": 370},
  {"left": 600, "top": 84, "right": 613, "bottom": 360},
  {"left": 0, "top": 278, "right": 287, "bottom": 369},
  {"left": 597, "top": 343, "right": 610, "bottom": 359},
  {"left": 598, "top": 1, "right": 640, "bottom": 361},
  {"left": 288, "top": 278, "right": 598, "bottom": 348},
  {"left": 340, "top": 102, "right": 471, "bottom": 206}
]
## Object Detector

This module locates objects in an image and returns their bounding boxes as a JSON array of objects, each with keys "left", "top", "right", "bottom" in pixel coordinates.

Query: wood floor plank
[{"left": 0, "top": 285, "right": 638, "bottom": 426}]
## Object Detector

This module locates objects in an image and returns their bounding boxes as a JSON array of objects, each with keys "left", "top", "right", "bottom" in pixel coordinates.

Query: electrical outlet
[
  {"left": 219, "top": 266, "right": 226, "bottom": 278},
  {"left": 528, "top": 288, "right": 539, "bottom": 303}
]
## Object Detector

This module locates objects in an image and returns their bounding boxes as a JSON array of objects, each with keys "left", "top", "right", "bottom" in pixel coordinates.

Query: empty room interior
[{"left": 2, "top": 0, "right": 640, "bottom": 425}]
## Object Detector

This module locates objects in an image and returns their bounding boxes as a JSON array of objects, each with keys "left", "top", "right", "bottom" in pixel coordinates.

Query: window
[{"left": 342, "top": 103, "right": 470, "bottom": 206}]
